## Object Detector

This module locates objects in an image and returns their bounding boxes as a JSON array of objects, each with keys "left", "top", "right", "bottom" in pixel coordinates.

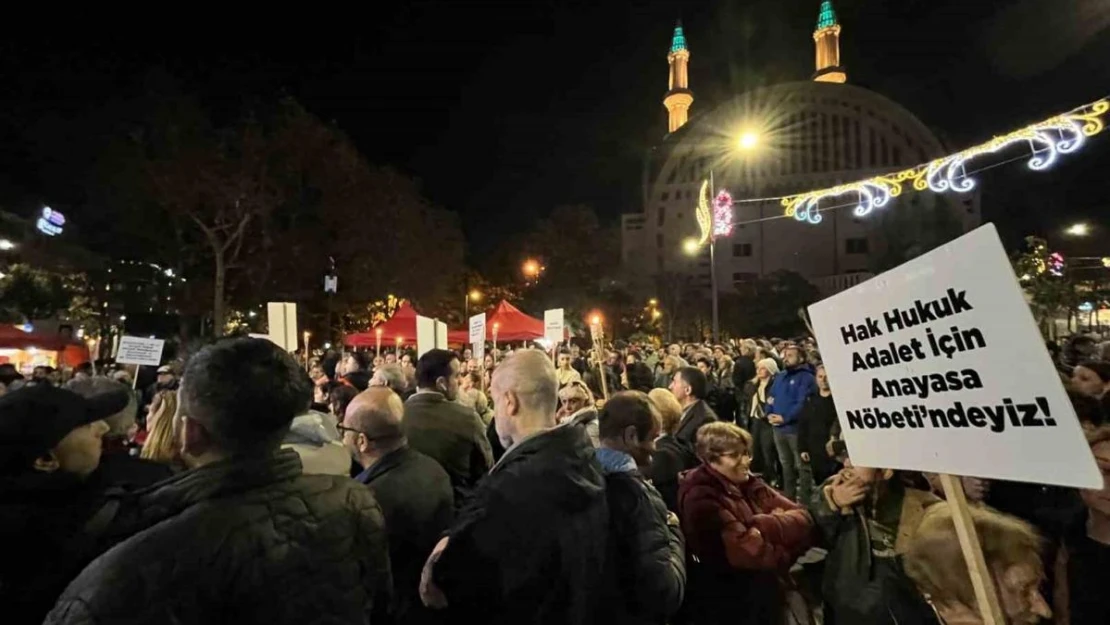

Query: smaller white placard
[
  {"left": 267, "top": 302, "right": 298, "bottom": 352},
  {"left": 469, "top": 313, "right": 486, "bottom": 344},
  {"left": 435, "top": 320, "right": 448, "bottom": 350},
  {"left": 544, "top": 308, "right": 565, "bottom": 345},
  {"left": 416, "top": 315, "right": 436, "bottom": 358},
  {"left": 116, "top": 336, "right": 165, "bottom": 367}
]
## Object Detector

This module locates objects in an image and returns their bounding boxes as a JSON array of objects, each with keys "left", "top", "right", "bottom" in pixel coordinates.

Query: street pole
[{"left": 710, "top": 169, "right": 720, "bottom": 343}]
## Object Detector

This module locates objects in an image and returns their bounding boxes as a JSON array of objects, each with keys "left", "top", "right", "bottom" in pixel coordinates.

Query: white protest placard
[
  {"left": 434, "top": 320, "right": 448, "bottom": 350},
  {"left": 544, "top": 308, "right": 564, "bottom": 345},
  {"left": 809, "top": 224, "right": 1100, "bottom": 489},
  {"left": 416, "top": 315, "right": 436, "bottom": 358},
  {"left": 115, "top": 336, "right": 165, "bottom": 367},
  {"left": 469, "top": 313, "right": 486, "bottom": 361},
  {"left": 267, "top": 302, "right": 298, "bottom": 352}
]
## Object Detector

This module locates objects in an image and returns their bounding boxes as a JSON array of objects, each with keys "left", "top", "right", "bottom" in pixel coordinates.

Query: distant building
[{"left": 622, "top": 1, "right": 980, "bottom": 298}]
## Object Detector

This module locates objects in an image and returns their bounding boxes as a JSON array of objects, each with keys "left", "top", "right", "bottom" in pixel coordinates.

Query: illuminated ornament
[
  {"left": 783, "top": 172, "right": 906, "bottom": 224},
  {"left": 781, "top": 99, "right": 1109, "bottom": 225},
  {"left": 36, "top": 206, "right": 65, "bottom": 236},
  {"left": 713, "top": 189, "right": 734, "bottom": 237},
  {"left": 1047, "top": 252, "right": 1065, "bottom": 277},
  {"left": 695, "top": 179, "right": 712, "bottom": 244}
]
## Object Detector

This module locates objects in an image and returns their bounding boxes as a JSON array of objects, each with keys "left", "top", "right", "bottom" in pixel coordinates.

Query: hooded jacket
[
  {"left": 46, "top": 449, "right": 392, "bottom": 625},
  {"left": 432, "top": 422, "right": 608, "bottom": 624},
  {"left": 767, "top": 363, "right": 817, "bottom": 434},
  {"left": 595, "top": 447, "right": 685, "bottom": 625},
  {"left": 281, "top": 410, "right": 350, "bottom": 476}
]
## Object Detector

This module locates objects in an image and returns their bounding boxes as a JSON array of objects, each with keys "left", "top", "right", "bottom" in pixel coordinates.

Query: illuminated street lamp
[
  {"left": 465, "top": 288, "right": 482, "bottom": 319},
  {"left": 737, "top": 130, "right": 760, "bottom": 151},
  {"left": 522, "top": 259, "right": 543, "bottom": 281},
  {"left": 1065, "top": 223, "right": 1090, "bottom": 237},
  {"left": 682, "top": 238, "right": 701, "bottom": 256},
  {"left": 687, "top": 130, "right": 761, "bottom": 342},
  {"left": 648, "top": 298, "right": 658, "bottom": 307},
  {"left": 0, "top": 239, "right": 15, "bottom": 251}
]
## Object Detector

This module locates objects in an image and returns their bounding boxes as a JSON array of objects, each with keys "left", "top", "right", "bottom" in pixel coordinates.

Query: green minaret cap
[
  {"left": 816, "top": 1, "right": 838, "bottom": 30},
  {"left": 670, "top": 21, "right": 687, "bottom": 53}
]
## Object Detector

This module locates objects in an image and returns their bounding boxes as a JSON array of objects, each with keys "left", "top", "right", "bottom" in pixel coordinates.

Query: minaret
[
  {"left": 664, "top": 21, "right": 693, "bottom": 133},
  {"left": 813, "top": 1, "right": 847, "bottom": 83}
]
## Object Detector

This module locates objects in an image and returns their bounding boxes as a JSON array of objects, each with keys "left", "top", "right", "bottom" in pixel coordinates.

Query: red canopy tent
[
  {"left": 0, "top": 326, "right": 91, "bottom": 368},
  {"left": 447, "top": 300, "right": 562, "bottom": 344},
  {"left": 344, "top": 301, "right": 423, "bottom": 348}
]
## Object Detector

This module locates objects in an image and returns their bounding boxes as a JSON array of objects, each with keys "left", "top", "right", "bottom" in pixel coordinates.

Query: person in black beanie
[{"left": 0, "top": 385, "right": 129, "bottom": 625}]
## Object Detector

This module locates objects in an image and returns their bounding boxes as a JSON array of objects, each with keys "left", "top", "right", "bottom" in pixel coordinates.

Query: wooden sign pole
[
  {"left": 938, "top": 474, "right": 1006, "bottom": 625},
  {"left": 590, "top": 322, "right": 609, "bottom": 402}
]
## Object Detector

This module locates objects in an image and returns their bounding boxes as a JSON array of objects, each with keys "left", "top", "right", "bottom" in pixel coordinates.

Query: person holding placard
[{"left": 809, "top": 459, "right": 941, "bottom": 624}]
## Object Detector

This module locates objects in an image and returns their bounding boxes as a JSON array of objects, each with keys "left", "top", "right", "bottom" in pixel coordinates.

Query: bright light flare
[
  {"left": 738, "top": 131, "right": 760, "bottom": 151},
  {"left": 1065, "top": 223, "right": 1090, "bottom": 237},
  {"left": 682, "top": 238, "right": 701, "bottom": 256}
]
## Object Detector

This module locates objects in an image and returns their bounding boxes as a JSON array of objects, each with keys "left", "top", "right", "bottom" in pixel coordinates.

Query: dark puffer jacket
[
  {"left": 0, "top": 472, "right": 114, "bottom": 625},
  {"left": 432, "top": 421, "right": 608, "bottom": 624},
  {"left": 595, "top": 447, "right": 685, "bottom": 625},
  {"left": 46, "top": 449, "right": 392, "bottom": 625}
]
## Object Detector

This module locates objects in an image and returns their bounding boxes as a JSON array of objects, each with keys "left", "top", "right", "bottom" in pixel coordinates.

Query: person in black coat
[
  {"left": 669, "top": 366, "right": 718, "bottom": 446},
  {"left": 731, "top": 346, "right": 757, "bottom": 428},
  {"left": 595, "top": 392, "right": 686, "bottom": 624},
  {"left": 796, "top": 364, "right": 839, "bottom": 489},
  {"left": 0, "top": 386, "right": 128, "bottom": 625},
  {"left": 347, "top": 388, "right": 454, "bottom": 625},
  {"left": 46, "top": 338, "right": 392, "bottom": 625},
  {"left": 420, "top": 351, "right": 608, "bottom": 624},
  {"left": 647, "top": 388, "right": 698, "bottom": 513},
  {"left": 402, "top": 349, "right": 493, "bottom": 509}
]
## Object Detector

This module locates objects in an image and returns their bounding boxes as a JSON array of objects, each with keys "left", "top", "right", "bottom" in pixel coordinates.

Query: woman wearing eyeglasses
[
  {"left": 677, "top": 421, "right": 814, "bottom": 625},
  {"left": 556, "top": 381, "right": 599, "bottom": 447}
]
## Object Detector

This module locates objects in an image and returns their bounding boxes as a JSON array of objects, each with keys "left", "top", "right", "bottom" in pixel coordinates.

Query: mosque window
[
  {"left": 661, "top": 191, "right": 669, "bottom": 201},
  {"left": 658, "top": 207, "right": 665, "bottom": 226}
]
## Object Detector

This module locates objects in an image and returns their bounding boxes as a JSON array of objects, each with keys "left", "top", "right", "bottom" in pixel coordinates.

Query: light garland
[
  {"left": 695, "top": 179, "right": 712, "bottom": 244},
  {"left": 782, "top": 98, "right": 1109, "bottom": 225},
  {"left": 713, "top": 189, "right": 734, "bottom": 237}
]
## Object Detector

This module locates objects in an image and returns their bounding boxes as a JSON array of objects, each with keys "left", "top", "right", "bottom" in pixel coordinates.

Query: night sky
[{"left": 1, "top": 0, "right": 1108, "bottom": 257}]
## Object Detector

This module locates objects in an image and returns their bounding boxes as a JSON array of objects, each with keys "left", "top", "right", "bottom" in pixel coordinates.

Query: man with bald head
[
  {"left": 420, "top": 350, "right": 608, "bottom": 623},
  {"left": 343, "top": 388, "right": 453, "bottom": 625}
]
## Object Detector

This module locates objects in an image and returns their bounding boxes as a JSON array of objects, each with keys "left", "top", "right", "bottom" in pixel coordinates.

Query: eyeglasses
[{"left": 336, "top": 424, "right": 397, "bottom": 442}]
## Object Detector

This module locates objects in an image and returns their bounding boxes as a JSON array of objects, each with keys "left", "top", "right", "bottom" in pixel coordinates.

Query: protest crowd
[{"left": 2, "top": 328, "right": 1109, "bottom": 625}]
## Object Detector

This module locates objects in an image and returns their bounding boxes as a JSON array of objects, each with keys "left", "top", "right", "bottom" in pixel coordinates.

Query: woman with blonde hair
[
  {"left": 903, "top": 504, "right": 1051, "bottom": 624},
  {"left": 646, "top": 387, "right": 690, "bottom": 511},
  {"left": 747, "top": 358, "right": 781, "bottom": 485},
  {"left": 141, "top": 390, "right": 181, "bottom": 467},
  {"left": 678, "top": 421, "right": 813, "bottom": 624}
]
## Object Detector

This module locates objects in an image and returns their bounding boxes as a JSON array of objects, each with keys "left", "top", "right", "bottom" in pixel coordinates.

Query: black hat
[{"left": 0, "top": 385, "right": 130, "bottom": 472}]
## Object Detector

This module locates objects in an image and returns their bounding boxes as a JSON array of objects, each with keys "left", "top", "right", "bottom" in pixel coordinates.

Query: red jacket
[{"left": 677, "top": 464, "right": 813, "bottom": 572}]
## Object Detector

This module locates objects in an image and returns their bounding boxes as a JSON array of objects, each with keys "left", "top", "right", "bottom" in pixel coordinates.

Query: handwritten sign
[
  {"left": 544, "top": 308, "right": 564, "bottom": 345},
  {"left": 115, "top": 336, "right": 165, "bottom": 367}
]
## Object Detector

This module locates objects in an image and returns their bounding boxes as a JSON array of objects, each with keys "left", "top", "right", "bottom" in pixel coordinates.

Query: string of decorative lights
[
  {"left": 726, "top": 148, "right": 1057, "bottom": 229},
  {"left": 705, "top": 97, "right": 1108, "bottom": 228}
]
